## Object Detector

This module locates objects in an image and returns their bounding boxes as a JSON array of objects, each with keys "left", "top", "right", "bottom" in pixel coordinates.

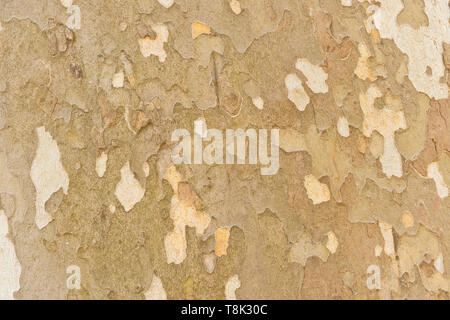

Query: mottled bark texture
[{"left": 0, "top": 0, "right": 448, "bottom": 300}]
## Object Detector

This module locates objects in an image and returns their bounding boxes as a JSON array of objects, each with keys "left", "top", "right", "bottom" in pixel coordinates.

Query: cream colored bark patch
[
  {"left": 285, "top": 74, "right": 310, "bottom": 111},
  {"left": 427, "top": 162, "right": 449, "bottom": 199},
  {"left": 434, "top": 254, "right": 444, "bottom": 274},
  {"left": 379, "top": 221, "right": 395, "bottom": 257},
  {"left": 326, "top": 231, "right": 339, "bottom": 254},
  {"left": 157, "top": 0, "right": 174, "bottom": 9},
  {"left": 0, "top": 210, "right": 21, "bottom": 300},
  {"left": 252, "top": 97, "right": 264, "bottom": 110},
  {"left": 355, "top": 43, "right": 376, "bottom": 81},
  {"left": 341, "top": 0, "right": 352, "bottom": 6},
  {"left": 229, "top": 0, "right": 242, "bottom": 15},
  {"left": 95, "top": 151, "right": 107, "bottom": 177},
  {"left": 295, "top": 59, "right": 328, "bottom": 93},
  {"left": 138, "top": 24, "right": 169, "bottom": 63},
  {"left": 192, "top": 22, "right": 211, "bottom": 39},
  {"left": 371, "top": 0, "right": 449, "bottom": 99},
  {"left": 31, "top": 126, "right": 69, "bottom": 229},
  {"left": 304, "top": 174, "right": 330, "bottom": 205},
  {"left": 112, "top": 71, "right": 124, "bottom": 88},
  {"left": 164, "top": 164, "right": 211, "bottom": 264},
  {"left": 360, "top": 86, "right": 406, "bottom": 178},
  {"left": 115, "top": 161, "right": 145, "bottom": 212},
  {"left": 215, "top": 227, "right": 230, "bottom": 257},
  {"left": 144, "top": 275, "right": 167, "bottom": 300},
  {"left": 225, "top": 275, "right": 240, "bottom": 300},
  {"left": 60, "top": 0, "right": 72, "bottom": 8},
  {"left": 164, "top": 196, "right": 211, "bottom": 264},
  {"left": 164, "top": 163, "right": 182, "bottom": 193},
  {"left": 143, "top": 162, "right": 150, "bottom": 177},
  {"left": 337, "top": 116, "right": 350, "bottom": 137}
]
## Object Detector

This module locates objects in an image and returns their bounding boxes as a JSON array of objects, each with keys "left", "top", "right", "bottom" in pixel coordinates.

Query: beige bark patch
[
  {"left": 427, "top": 162, "right": 449, "bottom": 199},
  {"left": 229, "top": 0, "right": 242, "bottom": 15},
  {"left": 397, "top": 226, "right": 440, "bottom": 277},
  {"left": 112, "top": 71, "right": 124, "bottom": 88},
  {"left": 225, "top": 274, "right": 240, "bottom": 300},
  {"left": 143, "top": 162, "right": 150, "bottom": 177},
  {"left": 164, "top": 196, "right": 211, "bottom": 264},
  {"left": 203, "top": 253, "right": 216, "bottom": 274},
  {"left": 304, "top": 174, "right": 330, "bottom": 205},
  {"left": 192, "top": 22, "right": 211, "bottom": 40},
  {"left": 371, "top": 0, "right": 449, "bottom": 99},
  {"left": 31, "top": 126, "right": 69, "bottom": 229},
  {"left": 252, "top": 96, "right": 264, "bottom": 110},
  {"left": 295, "top": 58, "right": 328, "bottom": 93},
  {"left": 419, "top": 266, "right": 449, "bottom": 293},
  {"left": 0, "top": 210, "right": 21, "bottom": 300},
  {"left": 285, "top": 74, "right": 310, "bottom": 111},
  {"left": 144, "top": 275, "right": 167, "bottom": 300},
  {"left": 114, "top": 161, "right": 145, "bottom": 212},
  {"left": 355, "top": 43, "right": 376, "bottom": 81},
  {"left": 402, "top": 211, "right": 414, "bottom": 229},
  {"left": 379, "top": 221, "right": 395, "bottom": 257},
  {"left": 95, "top": 151, "right": 107, "bottom": 178},
  {"left": 164, "top": 163, "right": 182, "bottom": 193},
  {"left": 164, "top": 164, "right": 211, "bottom": 264},
  {"left": 395, "top": 60, "right": 408, "bottom": 84},
  {"left": 60, "top": 0, "right": 72, "bottom": 8},
  {"left": 326, "top": 231, "right": 339, "bottom": 254},
  {"left": 360, "top": 86, "right": 407, "bottom": 178},
  {"left": 138, "top": 24, "right": 169, "bottom": 62},
  {"left": 341, "top": 0, "right": 352, "bottom": 6},
  {"left": 369, "top": 132, "right": 384, "bottom": 159},
  {"left": 434, "top": 253, "right": 444, "bottom": 274},
  {"left": 397, "top": 228, "right": 450, "bottom": 293},
  {"left": 337, "top": 116, "right": 350, "bottom": 137},
  {"left": 397, "top": 0, "right": 429, "bottom": 30},
  {"left": 215, "top": 227, "right": 231, "bottom": 257},
  {"left": 184, "top": 277, "right": 194, "bottom": 299},
  {"left": 157, "top": 0, "right": 174, "bottom": 9},
  {"left": 289, "top": 233, "right": 329, "bottom": 266},
  {"left": 279, "top": 129, "right": 307, "bottom": 153}
]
